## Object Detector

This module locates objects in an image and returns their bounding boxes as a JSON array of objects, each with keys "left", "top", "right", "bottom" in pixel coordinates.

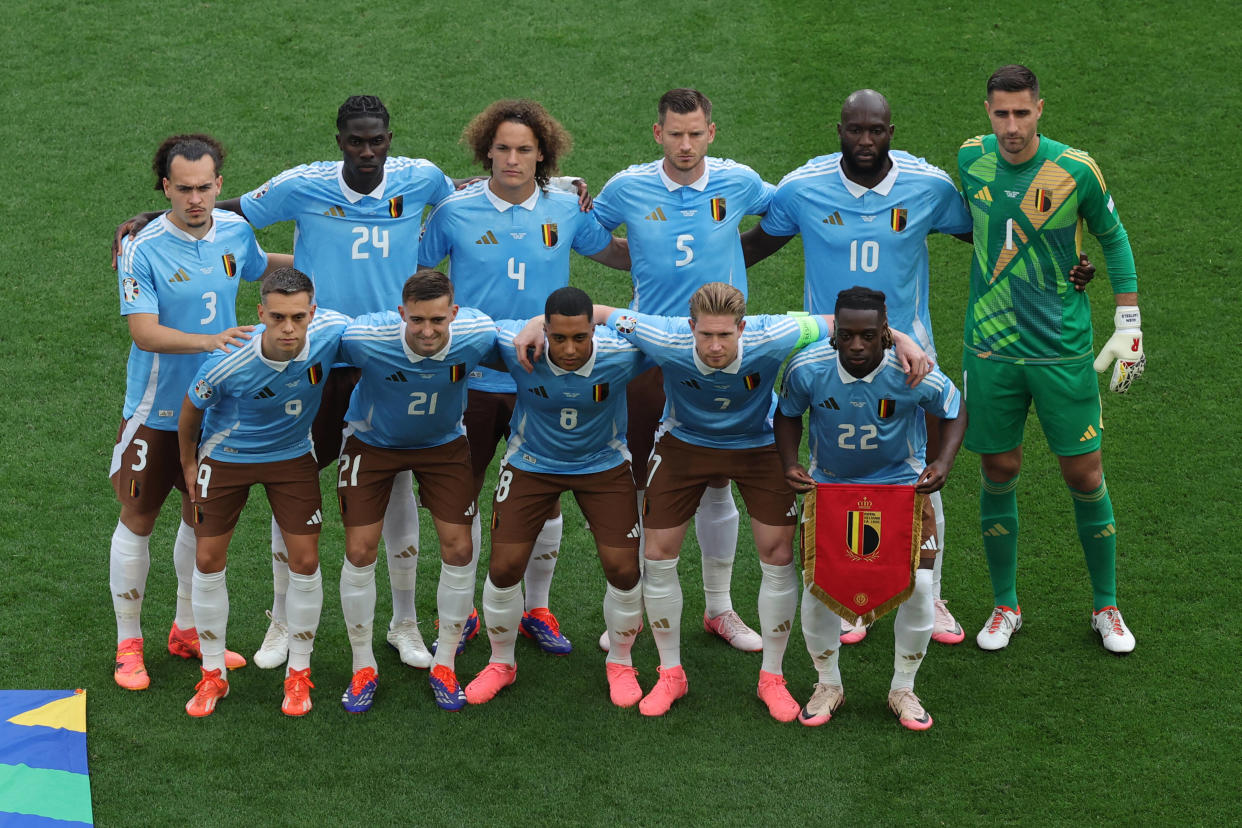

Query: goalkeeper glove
[{"left": 1092, "top": 306, "right": 1145, "bottom": 392}]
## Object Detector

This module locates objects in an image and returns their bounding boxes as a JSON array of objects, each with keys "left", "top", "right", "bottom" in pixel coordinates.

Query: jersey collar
[
  {"left": 546, "top": 335, "right": 599, "bottom": 377},
  {"left": 255, "top": 329, "right": 312, "bottom": 371},
  {"left": 693, "top": 341, "right": 744, "bottom": 375},
  {"left": 159, "top": 212, "right": 218, "bottom": 243},
  {"left": 338, "top": 162, "right": 387, "bottom": 203},
  {"left": 837, "top": 156, "right": 899, "bottom": 198},
  {"left": 484, "top": 182, "right": 541, "bottom": 212},
  {"left": 401, "top": 329, "right": 454, "bottom": 362},
  {"left": 835, "top": 350, "right": 890, "bottom": 384},
  {"left": 658, "top": 160, "right": 710, "bottom": 192}
]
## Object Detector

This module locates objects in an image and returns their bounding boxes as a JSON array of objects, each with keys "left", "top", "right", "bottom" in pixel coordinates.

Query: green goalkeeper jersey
[{"left": 958, "top": 133, "right": 1138, "bottom": 364}]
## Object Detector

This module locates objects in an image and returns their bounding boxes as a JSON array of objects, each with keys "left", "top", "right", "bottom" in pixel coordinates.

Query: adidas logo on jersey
[
  {"left": 168, "top": 267, "right": 191, "bottom": 283},
  {"left": 386, "top": 371, "right": 408, "bottom": 382},
  {"left": 818, "top": 398, "right": 840, "bottom": 410},
  {"left": 324, "top": 206, "right": 346, "bottom": 217},
  {"left": 476, "top": 230, "right": 499, "bottom": 245},
  {"left": 253, "top": 386, "right": 275, "bottom": 399},
  {"left": 529, "top": 386, "right": 549, "bottom": 398},
  {"left": 305, "top": 509, "right": 323, "bottom": 526},
  {"left": 644, "top": 207, "right": 668, "bottom": 221},
  {"left": 681, "top": 379, "right": 701, "bottom": 389},
  {"left": 822, "top": 211, "right": 844, "bottom": 226}
]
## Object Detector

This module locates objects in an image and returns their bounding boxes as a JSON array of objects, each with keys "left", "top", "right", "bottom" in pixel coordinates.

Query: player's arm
[
  {"left": 740, "top": 225, "right": 793, "bottom": 268},
  {"left": 585, "top": 236, "right": 630, "bottom": 271},
  {"left": 915, "top": 409, "right": 966, "bottom": 494},
  {"left": 774, "top": 411, "right": 814, "bottom": 492},
  {"left": 178, "top": 395, "right": 205, "bottom": 498},
  {"left": 262, "top": 252, "right": 294, "bottom": 274},
  {"left": 111, "top": 198, "right": 251, "bottom": 270},
  {"left": 127, "top": 314, "right": 254, "bottom": 355}
]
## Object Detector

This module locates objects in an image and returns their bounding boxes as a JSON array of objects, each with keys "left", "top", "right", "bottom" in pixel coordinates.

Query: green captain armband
[{"left": 788, "top": 312, "right": 819, "bottom": 351}]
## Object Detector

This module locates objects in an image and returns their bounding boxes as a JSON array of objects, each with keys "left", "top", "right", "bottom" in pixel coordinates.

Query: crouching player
[
  {"left": 177, "top": 268, "right": 348, "bottom": 717},
  {"left": 774, "top": 286, "right": 965, "bottom": 730},
  {"left": 335, "top": 270, "right": 497, "bottom": 712},
  {"left": 465, "top": 287, "right": 647, "bottom": 708}
]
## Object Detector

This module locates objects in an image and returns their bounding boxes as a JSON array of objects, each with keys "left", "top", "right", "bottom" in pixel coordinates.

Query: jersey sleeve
[
  {"left": 569, "top": 210, "right": 613, "bottom": 257},
  {"left": 417, "top": 205, "right": 452, "bottom": 268},
  {"left": 929, "top": 176, "right": 973, "bottom": 236},
  {"left": 747, "top": 172, "right": 776, "bottom": 216},
  {"left": 759, "top": 180, "right": 801, "bottom": 237},
  {"left": 188, "top": 356, "right": 225, "bottom": 411},
  {"left": 239, "top": 166, "right": 305, "bottom": 229},
  {"left": 492, "top": 319, "right": 523, "bottom": 372},
  {"left": 917, "top": 367, "right": 961, "bottom": 420},
  {"left": 777, "top": 354, "right": 814, "bottom": 418},
  {"left": 590, "top": 177, "right": 625, "bottom": 231},
  {"left": 1068, "top": 153, "right": 1138, "bottom": 294},
  {"left": 237, "top": 228, "right": 269, "bottom": 283},
  {"left": 118, "top": 240, "right": 160, "bottom": 316}
]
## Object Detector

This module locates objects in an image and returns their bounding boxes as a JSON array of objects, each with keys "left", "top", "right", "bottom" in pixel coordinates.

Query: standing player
[
  {"left": 958, "top": 65, "right": 1143, "bottom": 653},
  {"left": 110, "top": 134, "right": 289, "bottom": 690},
  {"left": 463, "top": 287, "right": 645, "bottom": 708},
  {"left": 418, "top": 99, "right": 630, "bottom": 655},
  {"left": 590, "top": 88, "right": 777, "bottom": 652},
  {"left": 334, "top": 270, "right": 497, "bottom": 713},
  {"left": 775, "top": 287, "right": 966, "bottom": 730},
  {"left": 593, "top": 283, "right": 830, "bottom": 720},
  {"left": 116, "top": 96, "right": 463, "bottom": 671},
  {"left": 178, "top": 268, "right": 349, "bottom": 717}
]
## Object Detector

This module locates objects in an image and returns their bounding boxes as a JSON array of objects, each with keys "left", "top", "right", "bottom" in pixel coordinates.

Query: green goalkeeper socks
[
  {"left": 1069, "top": 481, "right": 1118, "bottom": 611},
  {"left": 980, "top": 473, "right": 1020, "bottom": 609}
]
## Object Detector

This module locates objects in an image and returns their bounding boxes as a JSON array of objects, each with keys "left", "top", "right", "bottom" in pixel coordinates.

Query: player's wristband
[{"left": 1114, "top": 306, "right": 1140, "bottom": 331}]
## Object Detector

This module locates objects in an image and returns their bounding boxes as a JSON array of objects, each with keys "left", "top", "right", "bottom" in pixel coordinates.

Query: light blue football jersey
[
  {"left": 189, "top": 310, "right": 350, "bottom": 463},
  {"left": 761, "top": 151, "right": 970, "bottom": 358},
  {"left": 240, "top": 158, "right": 453, "bottom": 317},
  {"left": 593, "top": 157, "right": 774, "bottom": 315},
  {"left": 494, "top": 320, "right": 645, "bottom": 475},
  {"left": 778, "top": 341, "right": 960, "bottom": 485},
  {"left": 418, "top": 182, "right": 613, "bottom": 394},
  {"left": 117, "top": 211, "right": 268, "bottom": 431},
  {"left": 339, "top": 307, "right": 498, "bottom": 450},
  {"left": 606, "top": 310, "right": 828, "bottom": 449}
]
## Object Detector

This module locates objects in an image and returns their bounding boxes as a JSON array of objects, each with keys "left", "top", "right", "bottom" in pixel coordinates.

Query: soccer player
[
  {"left": 418, "top": 99, "right": 630, "bottom": 655},
  {"left": 583, "top": 283, "right": 830, "bottom": 720},
  {"left": 178, "top": 268, "right": 348, "bottom": 717},
  {"left": 116, "top": 96, "right": 466, "bottom": 671},
  {"left": 335, "top": 270, "right": 497, "bottom": 713},
  {"left": 959, "top": 65, "right": 1143, "bottom": 653},
  {"left": 774, "top": 286, "right": 966, "bottom": 731},
  {"left": 463, "top": 287, "right": 645, "bottom": 708},
  {"left": 589, "top": 88, "right": 777, "bottom": 653},
  {"left": 110, "top": 133, "right": 290, "bottom": 690}
]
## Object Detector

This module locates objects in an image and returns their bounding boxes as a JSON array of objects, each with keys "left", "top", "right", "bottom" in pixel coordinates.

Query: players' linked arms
[
  {"left": 511, "top": 316, "right": 547, "bottom": 373},
  {"left": 1068, "top": 252, "right": 1096, "bottom": 292},
  {"left": 891, "top": 331, "right": 933, "bottom": 388},
  {"left": 1092, "top": 302, "right": 1145, "bottom": 392},
  {"left": 127, "top": 314, "right": 255, "bottom": 355},
  {"left": 110, "top": 210, "right": 162, "bottom": 270}
]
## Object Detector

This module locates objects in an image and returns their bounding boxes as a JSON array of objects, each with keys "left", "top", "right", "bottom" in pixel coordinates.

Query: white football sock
[
  {"left": 800, "top": 584, "right": 843, "bottom": 687},
  {"left": 383, "top": 471, "right": 420, "bottom": 624},
  {"left": 171, "top": 520, "right": 197, "bottom": 629},
  {"left": 643, "top": 557, "right": 682, "bottom": 669},
  {"left": 481, "top": 576, "right": 522, "bottom": 667},
  {"left": 929, "top": 490, "right": 946, "bottom": 602},
  {"left": 892, "top": 569, "right": 934, "bottom": 692},
  {"left": 110, "top": 521, "right": 150, "bottom": 643},
  {"left": 697, "top": 484, "right": 739, "bottom": 617},
  {"left": 191, "top": 566, "right": 228, "bottom": 674},
  {"left": 434, "top": 561, "right": 476, "bottom": 670},
  {"left": 635, "top": 490, "right": 647, "bottom": 560},
  {"left": 523, "top": 514, "right": 562, "bottom": 611},
  {"left": 340, "top": 560, "right": 377, "bottom": 673},
  {"left": 604, "top": 582, "right": 643, "bottom": 666},
  {"left": 470, "top": 512, "right": 482, "bottom": 567},
  {"left": 286, "top": 568, "right": 323, "bottom": 673},
  {"left": 269, "top": 515, "right": 289, "bottom": 624},
  {"left": 758, "top": 561, "right": 798, "bottom": 675}
]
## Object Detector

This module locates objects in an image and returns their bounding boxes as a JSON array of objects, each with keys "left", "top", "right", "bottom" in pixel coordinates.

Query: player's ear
[{"left": 652, "top": 122, "right": 663, "bottom": 143}]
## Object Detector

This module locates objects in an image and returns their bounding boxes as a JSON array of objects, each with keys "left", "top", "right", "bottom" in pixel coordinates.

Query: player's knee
[
  {"left": 439, "top": 529, "right": 473, "bottom": 566},
  {"left": 118, "top": 508, "right": 159, "bottom": 537},
  {"left": 981, "top": 450, "right": 1021, "bottom": 482}
]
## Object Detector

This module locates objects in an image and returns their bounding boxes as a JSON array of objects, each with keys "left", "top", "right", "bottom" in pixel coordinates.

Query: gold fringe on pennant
[{"left": 800, "top": 488, "right": 925, "bottom": 626}]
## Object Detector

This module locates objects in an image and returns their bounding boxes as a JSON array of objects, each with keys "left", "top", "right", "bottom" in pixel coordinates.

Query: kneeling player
[
  {"left": 774, "top": 286, "right": 965, "bottom": 731},
  {"left": 465, "top": 287, "right": 646, "bottom": 708},
  {"left": 177, "top": 268, "right": 348, "bottom": 717},
  {"left": 335, "top": 270, "right": 497, "bottom": 712}
]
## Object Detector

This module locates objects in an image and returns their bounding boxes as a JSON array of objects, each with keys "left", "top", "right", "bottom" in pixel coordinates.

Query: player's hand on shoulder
[
  {"left": 111, "top": 214, "right": 152, "bottom": 270},
  {"left": 454, "top": 176, "right": 485, "bottom": 191},
  {"left": 208, "top": 326, "right": 255, "bottom": 353},
  {"left": 572, "top": 178, "right": 593, "bottom": 212},
  {"left": 783, "top": 463, "right": 815, "bottom": 493},
  {"left": 1068, "top": 252, "right": 1096, "bottom": 292},
  {"left": 511, "top": 316, "right": 546, "bottom": 373},
  {"left": 892, "top": 332, "right": 933, "bottom": 388}
]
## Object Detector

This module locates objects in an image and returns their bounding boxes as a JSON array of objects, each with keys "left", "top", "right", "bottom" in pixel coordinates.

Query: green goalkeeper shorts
[{"left": 962, "top": 351, "right": 1102, "bottom": 457}]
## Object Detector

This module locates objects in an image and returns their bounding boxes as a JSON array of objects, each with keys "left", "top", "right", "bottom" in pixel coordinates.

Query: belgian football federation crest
[
  {"left": 1034, "top": 188, "right": 1052, "bottom": 212},
  {"left": 541, "top": 223, "right": 558, "bottom": 247},
  {"left": 742, "top": 372, "right": 761, "bottom": 391},
  {"left": 890, "top": 208, "right": 907, "bottom": 232},
  {"left": 449, "top": 363, "right": 466, "bottom": 383},
  {"left": 307, "top": 363, "right": 323, "bottom": 385},
  {"left": 877, "top": 398, "right": 895, "bottom": 418},
  {"left": 710, "top": 197, "right": 727, "bottom": 222},
  {"left": 389, "top": 195, "right": 404, "bottom": 218},
  {"left": 801, "top": 483, "right": 923, "bottom": 625},
  {"left": 592, "top": 382, "right": 609, "bottom": 402},
  {"left": 221, "top": 253, "right": 237, "bottom": 278}
]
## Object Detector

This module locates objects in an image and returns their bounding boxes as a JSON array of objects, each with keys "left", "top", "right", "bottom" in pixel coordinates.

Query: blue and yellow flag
[{"left": 0, "top": 689, "right": 93, "bottom": 826}]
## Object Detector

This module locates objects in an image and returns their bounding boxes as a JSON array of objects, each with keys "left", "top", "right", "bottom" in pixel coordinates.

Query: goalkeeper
[{"left": 957, "top": 64, "right": 1143, "bottom": 655}]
